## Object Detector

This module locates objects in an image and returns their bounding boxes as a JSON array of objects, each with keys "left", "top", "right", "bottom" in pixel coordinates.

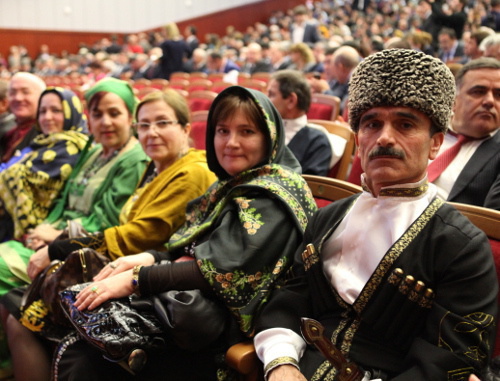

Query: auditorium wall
[{"left": 0, "top": 0, "right": 304, "bottom": 61}]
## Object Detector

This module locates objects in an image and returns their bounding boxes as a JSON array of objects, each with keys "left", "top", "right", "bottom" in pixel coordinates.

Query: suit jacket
[
  {"left": 448, "top": 131, "right": 500, "bottom": 210},
  {"left": 256, "top": 196, "right": 498, "bottom": 379},
  {"left": 288, "top": 126, "right": 332, "bottom": 176},
  {"left": 290, "top": 22, "right": 321, "bottom": 45}
]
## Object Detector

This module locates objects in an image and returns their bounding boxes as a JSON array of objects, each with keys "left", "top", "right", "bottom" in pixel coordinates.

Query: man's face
[
  {"left": 323, "top": 54, "right": 336, "bottom": 81},
  {"left": 8, "top": 76, "right": 43, "bottom": 123},
  {"left": 267, "top": 79, "right": 289, "bottom": 117},
  {"left": 356, "top": 106, "right": 443, "bottom": 194},
  {"left": 464, "top": 37, "right": 478, "bottom": 57},
  {"left": 439, "top": 34, "right": 454, "bottom": 53},
  {"left": 453, "top": 68, "right": 500, "bottom": 138}
]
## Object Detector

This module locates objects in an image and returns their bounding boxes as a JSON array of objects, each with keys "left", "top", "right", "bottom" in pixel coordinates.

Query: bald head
[{"left": 331, "top": 45, "right": 361, "bottom": 84}]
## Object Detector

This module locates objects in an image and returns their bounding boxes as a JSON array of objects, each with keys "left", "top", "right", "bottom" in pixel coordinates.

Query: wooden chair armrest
[{"left": 226, "top": 341, "right": 261, "bottom": 376}]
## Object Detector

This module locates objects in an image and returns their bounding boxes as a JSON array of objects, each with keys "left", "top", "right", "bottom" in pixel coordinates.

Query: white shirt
[
  {"left": 292, "top": 22, "right": 306, "bottom": 44},
  {"left": 255, "top": 177, "right": 437, "bottom": 375},
  {"left": 432, "top": 129, "right": 497, "bottom": 200}
]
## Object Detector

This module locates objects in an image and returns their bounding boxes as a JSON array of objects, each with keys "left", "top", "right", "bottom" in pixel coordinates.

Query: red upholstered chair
[
  {"left": 168, "top": 79, "right": 189, "bottom": 91},
  {"left": 238, "top": 79, "right": 267, "bottom": 93},
  {"left": 448, "top": 202, "right": 500, "bottom": 358},
  {"left": 186, "top": 79, "right": 213, "bottom": 92},
  {"left": 170, "top": 72, "right": 190, "bottom": 81},
  {"left": 225, "top": 175, "right": 362, "bottom": 380},
  {"left": 187, "top": 90, "right": 218, "bottom": 113},
  {"left": 251, "top": 72, "right": 271, "bottom": 84},
  {"left": 189, "top": 71, "right": 208, "bottom": 80},
  {"left": 132, "top": 78, "right": 151, "bottom": 90},
  {"left": 210, "top": 81, "right": 234, "bottom": 93},
  {"left": 307, "top": 93, "right": 341, "bottom": 121},
  {"left": 136, "top": 87, "right": 160, "bottom": 100},
  {"left": 189, "top": 110, "right": 209, "bottom": 150},
  {"left": 150, "top": 78, "right": 170, "bottom": 90}
]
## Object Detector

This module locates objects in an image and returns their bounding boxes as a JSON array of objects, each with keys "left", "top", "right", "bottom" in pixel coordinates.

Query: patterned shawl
[
  {"left": 0, "top": 87, "right": 88, "bottom": 239},
  {"left": 167, "top": 86, "right": 317, "bottom": 335}
]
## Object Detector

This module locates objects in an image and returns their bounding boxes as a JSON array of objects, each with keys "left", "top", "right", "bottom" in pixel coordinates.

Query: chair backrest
[
  {"left": 303, "top": 174, "right": 362, "bottom": 208},
  {"left": 189, "top": 71, "right": 208, "bottom": 80},
  {"left": 131, "top": 78, "right": 151, "bottom": 90},
  {"left": 238, "top": 78, "right": 267, "bottom": 93},
  {"left": 187, "top": 90, "right": 218, "bottom": 112},
  {"left": 308, "top": 119, "right": 356, "bottom": 180},
  {"left": 210, "top": 81, "right": 234, "bottom": 93},
  {"left": 448, "top": 202, "right": 500, "bottom": 358},
  {"left": 168, "top": 78, "right": 189, "bottom": 90},
  {"left": 186, "top": 79, "right": 213, "bottom": 92},
  {"left": 150, "top": 78, "right": 170, "bottom": 90},
  {"left": 307, "top": 93, "right": 340, "bottom": 121},
  {"left": 189, "top": 110, "right": 209, "bottom": 150},
  {"left": 251, "top": 72, "right": 271, "bottom": 84},
  {"left": 136, "top": 87, "right": 160, "bottom": 100},
  {"left": 170, "top": 72, "right": 190, "bottom": 81}
]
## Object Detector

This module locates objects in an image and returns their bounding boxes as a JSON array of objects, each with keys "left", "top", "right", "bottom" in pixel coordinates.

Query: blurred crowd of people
[{"left": 0, "top": 0, "right": 499, "bottom": 86}]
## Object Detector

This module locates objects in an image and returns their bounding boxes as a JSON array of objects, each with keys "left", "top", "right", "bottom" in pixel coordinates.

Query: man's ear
[
  {"left": 288, "top": 92, "right": 298, "bottom": 110},
  {"left": 429, "top": 131, "right": 444, "bottom": 160}
]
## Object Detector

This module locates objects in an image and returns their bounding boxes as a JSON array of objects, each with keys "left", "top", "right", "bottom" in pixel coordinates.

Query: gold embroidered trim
[
  {"left": 264, "top": 356, "right": 299, "bottom": 377},
  {"left": 311, "top": 360, "right": 336, "bottom": 381},
  {"left": 379, "top": 183, "right": 429, "bottom": 197},
  {"left": 447, "top": 367, "right": 474, "bottom": 381},
  {"left": 341, "top": 198, "right": 444, "bottom": 354}
]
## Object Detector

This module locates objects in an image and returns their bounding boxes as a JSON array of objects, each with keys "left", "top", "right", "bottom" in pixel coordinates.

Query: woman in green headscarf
[{"left": 53, "top": 86, "right": 317, "bottom": 381}]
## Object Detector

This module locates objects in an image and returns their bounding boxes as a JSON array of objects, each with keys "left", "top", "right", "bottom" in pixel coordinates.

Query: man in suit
[
  {"left": 240, "top": 42, "right": 272, "bottom": 75},
  {"left": 431, "top": 57, "right": 500, "bottom": 210},
  {"left": 267, "top": 70, "right": 332, "bottom": 176},
  {"left": 290, "top": 5, "right": 321, "bottom": 46},
  {"left": 437, "top": 27, "right": 465, "bottom": 63}
]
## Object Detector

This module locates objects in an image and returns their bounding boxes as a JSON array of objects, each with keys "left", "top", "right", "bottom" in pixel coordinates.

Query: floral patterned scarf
[{"left": 167, "top": 86, "right": 317, "bottom": 336}]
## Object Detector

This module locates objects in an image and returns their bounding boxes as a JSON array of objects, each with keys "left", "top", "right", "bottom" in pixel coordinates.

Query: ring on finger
[
  {"left": 91, "top": 286, "right": 100, "bottom": 295},
  {"left": 109, "top": 262, "right": 117, "bottom": 269}
]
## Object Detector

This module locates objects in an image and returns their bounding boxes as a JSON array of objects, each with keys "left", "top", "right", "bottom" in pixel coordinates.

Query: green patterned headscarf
[{"left": 84, "top": 77, "right": 138, "bottom": 114}]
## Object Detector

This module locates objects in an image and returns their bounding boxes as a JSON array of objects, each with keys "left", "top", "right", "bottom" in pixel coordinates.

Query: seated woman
[
  {"left": 0, "top": 77, "right": 149, "bottom": 297},
  {"left": 0, "top": 87, "right": 89, "bottom": 242},
  {"left": 0, "top": 88, "right": 217, "bottom": 381},
  {"left": 8, "top": 86, "right": 317, "bottom": 381},
  {"left": 27, "top": 88, "right": 217, "bottom": 278}
]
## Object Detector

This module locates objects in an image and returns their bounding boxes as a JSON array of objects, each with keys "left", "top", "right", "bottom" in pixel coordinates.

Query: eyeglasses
[{"left": 134, "top": 120, "right": 179, "bottom": 133}]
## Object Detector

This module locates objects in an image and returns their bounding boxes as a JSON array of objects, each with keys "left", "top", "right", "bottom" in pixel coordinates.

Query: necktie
[{"left": 427, "top": 134, "right": 472, "bottom": 182}]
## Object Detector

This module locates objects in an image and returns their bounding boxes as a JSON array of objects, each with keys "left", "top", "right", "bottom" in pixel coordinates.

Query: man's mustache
[{"left": 368, "top": 146, "right": 405, "bottom": 159}]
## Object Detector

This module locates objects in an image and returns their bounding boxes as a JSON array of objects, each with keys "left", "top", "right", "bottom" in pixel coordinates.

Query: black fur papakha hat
[{"left": 348, "top": 49, "right": 456, "bottom": 134}]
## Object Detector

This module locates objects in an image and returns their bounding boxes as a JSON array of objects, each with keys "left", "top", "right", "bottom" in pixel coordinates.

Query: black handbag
[
  {"left": 59, "top": 285, "right": 228, "bottom": 372},
  {"left": 60, "top": 283, "right": 166, "bottom": 373}
]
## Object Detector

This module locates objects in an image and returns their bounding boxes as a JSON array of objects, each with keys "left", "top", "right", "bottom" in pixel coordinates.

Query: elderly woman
[
  {"left": 48, "top": 86, "right": 317, "bottom": 381},
  {"left": 0, "top": 87, "right": 88, "bottom": 241}
]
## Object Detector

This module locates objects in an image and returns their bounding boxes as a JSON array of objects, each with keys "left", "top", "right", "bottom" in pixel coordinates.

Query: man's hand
[{"left": 268, "top": 365, "right": 307, "bottom": 381}]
